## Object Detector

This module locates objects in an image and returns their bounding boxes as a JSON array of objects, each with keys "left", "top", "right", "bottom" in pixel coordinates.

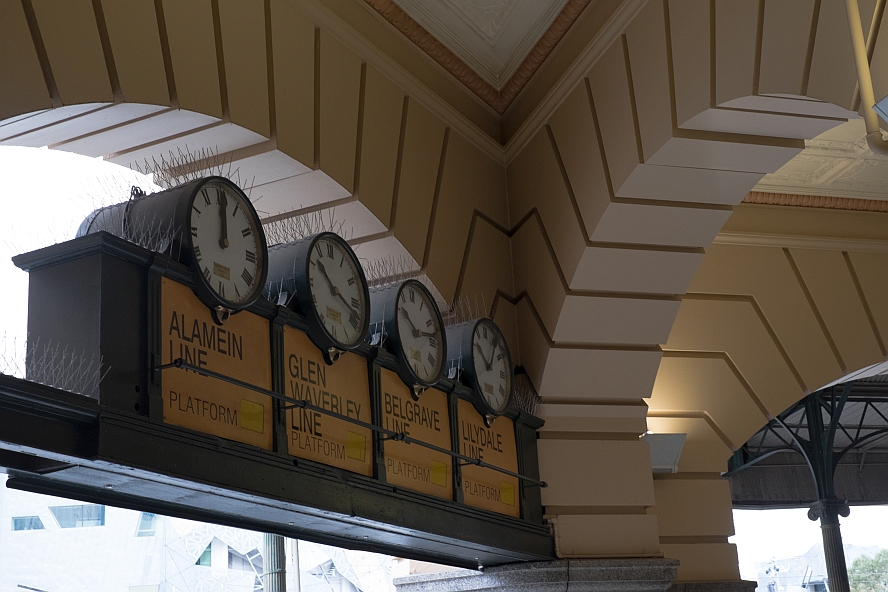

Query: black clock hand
[
  {"left": 474, "top": 342, "right": 492, "bottom": 370},
  {"left": 400, "top": 308, "right": 421, "bottom": 338},
  {"left": 219, "top": 191, "right": 229, "bottom": 249},
  {"left": 318, "top": 260, "right": 360, "bottom": 314}
]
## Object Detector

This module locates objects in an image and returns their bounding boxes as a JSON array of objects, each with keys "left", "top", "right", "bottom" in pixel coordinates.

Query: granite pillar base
[
  {"left": 667, "top": 582, "right": 757, "bottom": 592},
  {"left": 393, "top": 558, "right": 680, "bottom": 592}
]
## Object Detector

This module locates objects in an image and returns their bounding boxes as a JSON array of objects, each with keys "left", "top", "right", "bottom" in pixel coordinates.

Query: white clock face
[
  {"left": 307, "top": 236, "right": 366, "bottom": 347},
  {"left": 189, "top": 181, "right": 264, "bottom": 305},
  {"left": 396, "top": 282, "right": 444, "bottom": 383},
  {"left": 472, "top": 321, "right": 511, "bottom": 414}
]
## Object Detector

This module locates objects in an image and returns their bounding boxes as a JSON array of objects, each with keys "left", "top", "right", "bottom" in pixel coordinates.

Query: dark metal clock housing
[
  {"left": 265, "top": 232, "right": 370, "bottom": 362},
  {"left": 446, "top": 318, "right": 514, "bottom": 419},
  {"left": 77, "top": 176, "right": 269, "bottom": 317},
  {"left": 369, "top": 279, "right": 447, "bottom": 393}
]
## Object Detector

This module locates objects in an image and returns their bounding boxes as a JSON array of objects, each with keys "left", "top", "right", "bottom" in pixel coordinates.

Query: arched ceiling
[{"left": 5, "top": 0, "right": 888, "bottom": 581}]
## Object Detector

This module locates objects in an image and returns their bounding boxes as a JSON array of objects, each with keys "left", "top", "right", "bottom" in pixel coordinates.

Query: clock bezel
[
  {"left": 183, "top": 177, "right": 269, "bottom": 314},
  {"left": 290, "top": 232, "right": 371, "bottom": 356},
  {"left": 450, "top": 318, "right": 514, "bottom": 418},
  {"left": 374, "top": 279, "right": 447, "bottom": 390}
]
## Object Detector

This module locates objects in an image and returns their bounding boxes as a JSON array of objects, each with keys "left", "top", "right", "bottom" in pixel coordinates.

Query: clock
[
  {"left": 184, "top": 178, "right": 267, "bottom": 319},
  {"left": 266, "top": 232, "right": 370, "bottom": 363},
  {"left": 446, "top": 318, "right": 513, "bottom": 421},
  {"left": 76, "top": 176, "right": 268, "bottom": 322},
  {"left": 369, "top": 279, "right": 446, "bottom": 395}
]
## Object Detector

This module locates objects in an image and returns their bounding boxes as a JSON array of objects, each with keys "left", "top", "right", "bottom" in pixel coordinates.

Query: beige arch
[{"left": 3, "top": 0, "right": 888, "bottom": 584}]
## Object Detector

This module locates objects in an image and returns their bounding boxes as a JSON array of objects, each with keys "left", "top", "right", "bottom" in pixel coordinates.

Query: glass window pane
[
  {"left": 196, "top": 544, "right": 212, "bottom": 567},
  {"left": 136, "top": 512, "right": 156, "bottom": 537},
  {"left": 49, "top": 505, "right": 105, "bottom": 528},
  {"left": 12, "top": 516, "right": 44, "bottom": 531}
]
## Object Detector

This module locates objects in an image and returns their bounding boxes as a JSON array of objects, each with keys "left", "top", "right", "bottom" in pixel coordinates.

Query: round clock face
[
  {"left": 471, "top": 320, "right": 512, "bottom": 414},
  {"left": 396, "top": 281, "right": 445, "bottom": 384},
  {"left": 188, "top": 180, "right": 265, "bottom": 307},
  {"left": 306, "top": 235, "right": 367, "bottom": 348}
]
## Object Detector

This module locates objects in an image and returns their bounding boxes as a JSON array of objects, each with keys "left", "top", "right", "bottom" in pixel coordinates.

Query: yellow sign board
[
  {"left": 161, "top": 278, "right": 273, "bottom": 450},
  {"left": 457, "top": 398, "right": 520, "bottom": 517},
  {"left": 283, "top": 327, "right": 373, "bottom": 476},
  {"left": 380, "top": 369, "right": 452, "bottom": 499}
]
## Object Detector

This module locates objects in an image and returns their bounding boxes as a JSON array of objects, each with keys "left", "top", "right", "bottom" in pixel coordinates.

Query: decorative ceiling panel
[{"left": 393, "top": 0, "right": 569, "bottom": 89}]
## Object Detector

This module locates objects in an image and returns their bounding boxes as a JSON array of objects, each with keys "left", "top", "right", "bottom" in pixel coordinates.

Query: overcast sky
[{"left": 0, "top": 144, "right": 886, "bottom": 581}]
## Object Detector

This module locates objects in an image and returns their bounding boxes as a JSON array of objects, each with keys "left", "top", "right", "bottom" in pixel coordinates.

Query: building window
[
  {"left": 49, "top": 504, "right": 105, "bottom": 528},
  {"left": 196, "top": 543, "right": 212, "bottom": 566},
  {"left": 135, "top": 512, "right": 157, "bottom": 537},
  {"left": 12, "top": 516, "right": 44, "bottom": 531}
]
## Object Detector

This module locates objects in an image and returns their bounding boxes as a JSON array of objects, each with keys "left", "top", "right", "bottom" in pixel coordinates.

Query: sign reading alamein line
[
  {"left": 161, "top": 278, "right": 273, "bottom": 450},
  {"left": 284, "top": 327, "right": 373, "bottom": 476},
  {"left": 458, "top": 398, "right": 520, "bottom": 518},
  {"left": 381, "top": 369, "right": 452, "bottom": 499}
]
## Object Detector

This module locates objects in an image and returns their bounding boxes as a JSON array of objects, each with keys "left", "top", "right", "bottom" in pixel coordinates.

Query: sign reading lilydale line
[
  {"left": 381, "top": 369, "right": 452, "bottom": 500},
  {"left": 284, "top": 327, "right": 373, "bottom": 476},
  {"left": 161, "top": 279, "right": 273, "bottom": 450},
  {"left": 458, "top": 398, "right": 520, "bottom": 518}
]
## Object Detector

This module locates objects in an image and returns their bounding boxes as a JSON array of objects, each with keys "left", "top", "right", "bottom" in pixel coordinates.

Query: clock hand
[
  {"left": 219, "top": 191, "right": 229, "bottom": 249},
  {"left": 317, "top": 260, "right": 360, "bottom": 314},
  {"left": 474, "top": 342, "right": 492, "bottom": 371},
  {"left": 400, "top": 308, "right": 420, "bottom": 338}
]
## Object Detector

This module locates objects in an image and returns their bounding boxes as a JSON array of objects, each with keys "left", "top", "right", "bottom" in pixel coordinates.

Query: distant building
[
  {"left": 0, "top": 475, "right": 393, "bottom": 592},
  {"left": 755, "top": 544, "right": 882, "bottom": 592}
]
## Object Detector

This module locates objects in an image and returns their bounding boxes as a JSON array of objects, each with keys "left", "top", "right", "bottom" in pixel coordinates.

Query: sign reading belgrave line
[{"left": 8, "top": 230, "right": 551, "bottom": 569}]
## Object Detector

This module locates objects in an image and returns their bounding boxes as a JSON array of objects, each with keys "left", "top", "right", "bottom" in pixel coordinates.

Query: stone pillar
[
  {"left": 262, "top": 533, "right": 287, "bottom": 592},
  {"left": 394, "top": 558, "right": 678, "bottom": 592}
]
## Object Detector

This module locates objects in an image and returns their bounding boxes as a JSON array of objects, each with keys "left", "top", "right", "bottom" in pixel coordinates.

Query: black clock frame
[
  {"left": 369, "top": 279, "right": 447, "bottom": 394},
  {"left": 266, "top": 232, "right": 370, "bottom": 362},
  {"left": 77, "top": 175, "right": 269, "bottom": 318},
  {"left": 446, "top": 318, "right": 514, "bottom": 420}
]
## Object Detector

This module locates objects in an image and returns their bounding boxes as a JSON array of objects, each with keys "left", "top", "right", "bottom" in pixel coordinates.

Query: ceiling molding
[
  {"left": 504, "top": 0, "right": 648, "bottom": 164},
  {"left": 714, "top": 231, "right": 888, "bottom": 254},
  {"left": 288, "top": 0, "right": 505, "bottom": 164},
  {"left": 743, "top": 191, "right": 888, "bottom": 212},
  {"left": 363, "top": 0, "right": 592, "bottom": 114}
]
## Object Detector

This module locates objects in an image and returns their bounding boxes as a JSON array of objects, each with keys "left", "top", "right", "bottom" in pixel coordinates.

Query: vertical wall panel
[
  {"left": 101, "top": 0, "right": 169, "bottom": 106},
  {"left": 848, "top": 251, "right": 888, "bottom": 345},
  {"left": 270, "top": 0, "right": 313, "bottom": 168},
  {"left": 507, "top": 129, "right": 585, "bottom": 285},
  {"left": 218, "top": 0, "right": 269, "bottom": 137},
  {"left": 319, "top": 29, "right": 361, "bottom": 194},
  {"left": 669, "top": 0, "right": 710, "bottom": 126},
  {"left": 714, "top": 0, "right": 758, "bottom": 105},
  {"left": 625, "top": 0, "right": 673, "bottom": 161},
  {"left": 790, "top": 249, "right": 883, "bottom": 375},
  {"left": 548, "top": 83, "right": 610, "bottom": 238},
  {"left": 587, "top": 41, "right": 639, "bottom": 194},
  {"left": 459, "top": 219, "right": 513, "bottom": 319},
  {"left": 758, "top": 0, "right": 816, "bottom": 96},
  {"left": 30, "top": 0, "right": 112, "bottom": 105},
  {"left": 0, "top": 0, "right": 51, "bottom": 119},
  {"left": 651, "top": 479, "right": 735, "bottom": 537},
  {"left": 806, "top": 0, "right": 864, "bottom": 108},
  {"left": 510, "top": 221, "right": 567, "bottom": 336},
  {"left": 427, "top": 132, "right": 508, "bottom": 301},
  {"left": 356, "top": 65, "right": 403, "bottom": 227},
  {"left": 392, "top": 99, "right": 446, "bottom": 263},
  {"left": 162, "top": 0, "right": 223, "bottom": 119},
  {"left": 645, "top": 417, "right": 733, "bottom": 472}
]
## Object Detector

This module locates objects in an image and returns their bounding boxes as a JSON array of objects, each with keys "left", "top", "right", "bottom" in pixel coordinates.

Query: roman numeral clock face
[
  {"left": 472, "top": 321, "right": 512, "bottom": 415},
  {"left": 306, "top": 237, "right": 367, "bottom": 348},
  {"left": 188, "top": 181, "right": 264, "bottom": 306},
  {"left": 396, "top": 282, "right": 445, "bottom": 384}
]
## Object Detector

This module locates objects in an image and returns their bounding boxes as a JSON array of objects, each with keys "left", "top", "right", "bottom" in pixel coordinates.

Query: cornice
[
  {"left": 363, "top": 0, "right": 592, "bottom": 115},
  {"left": 743, "top": 191, "right": 888, "bottom": 212}
]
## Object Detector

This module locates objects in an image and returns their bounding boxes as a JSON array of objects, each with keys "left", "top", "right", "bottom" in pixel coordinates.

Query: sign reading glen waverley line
[
  {"left": 284, "top": 327, "right": 373, "bottom": 476},
  {"left": 161, "top": 278, "right": 273, "bottom": 450},
  {"left": 381, "top": 369, "right": 452, "bottom": 499}
]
